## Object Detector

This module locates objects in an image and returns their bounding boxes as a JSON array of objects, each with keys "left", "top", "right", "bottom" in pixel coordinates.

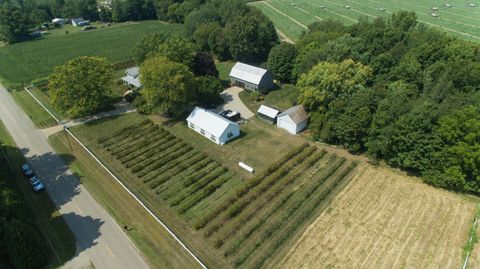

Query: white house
[
  {"left": 121, "top": 66, "right": 141, "bottom": 88},
  {"left": 277, "top": 105, "right": 308, "bottom": 134},
  {"left": 257, "top": 104, "right": 279, "bottom": 124},
  {"left": 229, "top": 62, "right": 274, "bottom": 93},
  {"left": 52, "top": 18, "right": 65, "bottom": 25},
  {"left": 187, "top": 107, "right": 240, "bottom": 145},
  {"left": 71, "top": 18, "right": 89, "bottom": 27}
]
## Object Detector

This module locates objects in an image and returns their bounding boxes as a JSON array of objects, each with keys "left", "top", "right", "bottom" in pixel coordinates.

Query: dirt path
[{"left": 279, "top": 164, "right": 476, "bottom": 269}]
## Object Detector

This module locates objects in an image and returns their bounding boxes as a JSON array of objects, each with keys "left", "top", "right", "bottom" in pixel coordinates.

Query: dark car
[
  {"left": 219, "top": 110, "right": 241, "bottom": 121},
  {"left": 21, "top": 164, "right": 34, "bottom": 177},
  {"left": 29, "top": 176, "right": 45, "bottom": 192}
]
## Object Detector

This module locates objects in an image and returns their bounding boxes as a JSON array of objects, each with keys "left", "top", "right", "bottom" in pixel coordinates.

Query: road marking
[
  {"left": 74, "top": 202, "right": 83, "bottom": 215},
  {"left": 105, "top": 245, "right": 115, "bottom": 258}
]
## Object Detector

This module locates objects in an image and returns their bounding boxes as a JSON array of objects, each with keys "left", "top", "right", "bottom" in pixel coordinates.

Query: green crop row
[
  {"left": 247, "top": 162, "right": 359, "bottom": 269},
  {"left": 119, "top": 133, "right": 174, "bottom": 165},
  {"left": 170, "top": 166, "right": 228, "bottom": 206},
  {"left": 212, "top": 150, "right": 327, "bottom": 249},
  {"left": 98, "top": 119, "right": 151, "bottom": 145},
  {"left": 193, "top": 143, "right": 310, "bottom": 230},
  {"left": 137, "top": 145, "right": 192, "bottom": 179},
  {"left": 113, "top": 131, "right": 168, "bottom": 159},
  {"left": 143, "top": 150, "right": 198, "bottom": 185},
  {"left": 130, "top": 142, "right": 186, "bottom": 174},
  {"left": 102, "top": 121, "right": 154, "bottom": 149},
  {"left": 177, "top": 173, "right": 234, "bottom": 215},
  {"left": 107, "top": 126, "right": 160, "bottom": 154},
  {"left": 123, "top": 137, "right": 178, "bottom": 168}
]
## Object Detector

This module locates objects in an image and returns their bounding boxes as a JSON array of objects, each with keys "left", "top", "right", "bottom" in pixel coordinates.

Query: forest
[{"left": 278, "top": 12, "right": 480, "bottom": 193}]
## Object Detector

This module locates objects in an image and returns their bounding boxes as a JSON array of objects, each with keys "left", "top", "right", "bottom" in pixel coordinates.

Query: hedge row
[
  {"left": 248, "top": 162, "right": 358, "bottom": 269},
  {"left": 143, "top": 150, "right": 198, "bottom": 185},
  {"left": 203, "top": 147, "right": 316, "bottom": 237},
  {"left": 107, "top": 126, "right": 160, "bottom": 154},
  {"left": 137, "top": 145, "right": 192, "bottom": 179},
  {"left": 233, "top": 158, "right": 352, "bottom": 267},
  {"left": 119, "top": 133, "right": 174, "bottom": 165},
  {"left": 212, "top": 150, "right": 327, "bottom": 249},
  {"left": 193, "top": 143, "right": 310, "bottom": 230},
  {"left": 98, "top": 119, "right": 151, "bottom": 145},
  {"left": 114, "top": 130, "right": 168, "bottom": 159},
  {"left": 123, "top": 137, "right": 178, "bottom": 168},
  {"left": 130, "top": 142, "right": 186, "bottom": 174}
]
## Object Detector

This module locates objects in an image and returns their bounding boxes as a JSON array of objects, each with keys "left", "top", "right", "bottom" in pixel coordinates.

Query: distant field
[
  {"left": 279, "top": 165, "right": 476, "bottom": 268},
  {"left": 0, "top": 21, "right": 185, "bottom": 86},
  {"left": 250, "top": 0, "right": 480, "bottom": 42}
]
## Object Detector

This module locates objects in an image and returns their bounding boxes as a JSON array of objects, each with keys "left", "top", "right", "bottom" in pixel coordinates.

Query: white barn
[
  {"left": 257, "top": 104, "right": 279, "bottom": 124},
  {"left": 277, "top": 105, "right": 308, "bottom": 134},
  {"left": 52, "top": 18, "right": 65, "bottom": 25},
  {"left": 121, "top": 66, "right": 141, "bottom": 88},
  {"left": 229, "top": 62, "right": 274, "bottom": 93},
  {"left": 187, "top": 107, "right": 240, "bottom": 145},
  {"left": 71, "top": 18, "right": 89, "bottom": 27}
]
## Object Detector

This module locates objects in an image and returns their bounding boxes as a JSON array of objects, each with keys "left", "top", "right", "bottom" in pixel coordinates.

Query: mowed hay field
[
  {"left": 250, "top": 0, "right": 480, "bottom": 42},
  {"left": 279, "top": 164, "right": 477, "bottom": 269},
  {"left": 0, "top": 21, "right": 184, "bottom": 85}
]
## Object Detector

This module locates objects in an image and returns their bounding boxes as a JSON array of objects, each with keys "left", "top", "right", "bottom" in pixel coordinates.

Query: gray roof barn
[
  {"left": 229, "top": 62, "right": 274, "bottom": 93},
  {"left": 277, "top": 105, "right": 308, "bottom": 134}
]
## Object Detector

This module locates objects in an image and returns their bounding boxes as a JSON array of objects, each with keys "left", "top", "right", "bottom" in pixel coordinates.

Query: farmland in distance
[{"left": 250, "top": 0, "right": 480, "bottom": 42}]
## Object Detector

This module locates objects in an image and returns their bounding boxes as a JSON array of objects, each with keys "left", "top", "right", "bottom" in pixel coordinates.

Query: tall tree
[
  {"left": 267, "top": 42, "right": 297, "bottom": 82},
  {"left": 0, "top": 1, "right": 34, "bottom": 43},
  {"left": 48, "top": 56, "right": 113, "bottom": 118}
]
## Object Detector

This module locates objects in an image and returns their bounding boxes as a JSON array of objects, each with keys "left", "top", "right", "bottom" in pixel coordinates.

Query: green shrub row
[
  {"left": 177, "top": 173, "right": 234, "bottom": 215},
  {"left": 181, "top": 162, "right": 221, "bottom": 188},
  {"left": 233, "top": 159, "right": 352, "bottom": 267},
  {"left": 248, "top": 162, "right": 358, "bottom": 269},
  {"left": 147, "top": 153, "right": 207, "bottom": 190},
  {"left": 123, "top": 137, "right": 178, "bottom": 168},
  {"left": 129, "top": 142, "right": 186, "bottom": 174},
  {"left": 114, "top": 130, "right": 168, "bottom": 159},
  {"left": 137, "top": 145, "right": 192, "bottom": 178},
  {"left": 143, "top": 150, "right": 198, "bottom": 185},
  {"left": 193, "top": 143, "right": 310, "bottom": 230},
  {"left": 212, "top": 150, "right": 327, "bottom": 248},
  {"left": 170, "top": 166, "right": 228, "bottom": 206},
  {"left": 98, "top": 119, "right": 151, "bottom": 145},
  {"left": 119, "top": 133, "right": 174, "bottom": 165},
  {"left": 107, "top": 126, "right": 160, "bottom": 154},
  {"left": 100, "top": 120, "right": 153, "bottom": 148},
  {"left": 158, "top": 158, "right": 215, "bottom": 198}
]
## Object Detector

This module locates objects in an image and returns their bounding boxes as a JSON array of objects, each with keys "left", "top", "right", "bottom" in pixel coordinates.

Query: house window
[
  {"left": 210, "top": 135, "right": 216, "bottom": 141},
  {"left": 227, "top": 132, "right": 233, "bottom": 138},
  {"left": 200, "top": 129, "right": 205, "bottom": 135},
  {"left": 189, "top": 123, "right": 195, "bottom": 129}
]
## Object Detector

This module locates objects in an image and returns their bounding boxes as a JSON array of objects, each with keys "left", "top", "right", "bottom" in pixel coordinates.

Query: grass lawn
[
  {"left": 48, "top": 129, "right": 202, "bottom": 269},
  {"left": 239, "top": 84, "right": 299, "bottom": 112},
  {"left": 215, "top": 61, "right": 235, "bottom": 87},
  {"left": 10, "top": 90, "right": 58, "bottom": 128},
  {"left": 0, "top": 20, "right": 185, "bottom": 86},
  {"left": 0, "top": 120, "right": 76, "bottom": 268}
]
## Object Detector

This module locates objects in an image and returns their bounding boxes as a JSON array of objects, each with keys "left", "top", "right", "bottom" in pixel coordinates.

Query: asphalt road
[{"left": 0, "top": 85, "right": 150, "bottom": 269}]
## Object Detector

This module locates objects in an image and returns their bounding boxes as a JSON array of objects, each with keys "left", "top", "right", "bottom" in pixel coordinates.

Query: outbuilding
[
  {"left": 187, "top": 107, "right": 240, "bottom": 145},
  {"left": 52, "top": 18, "right": 65, "bottom": 25},
  {"left": 257, "top": 104, "right": 280, "bottom": 124},
  {"left": 121, "top": 66, "right": 141, "bottom": 89},
  {"left": 277, "top": 105, "right": 308, "bottom": 134},
  {"left": 71, "top": 18, "right": 89, "bottom": 27},
  {"left": 229, "top": 62, "right": 274, "bottom": 93}
]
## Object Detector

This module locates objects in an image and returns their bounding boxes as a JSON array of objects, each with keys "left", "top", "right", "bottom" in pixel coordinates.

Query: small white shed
[
  {"left": 52, "top": 18, "right": 65, "bottom": 25},
  {"left": 277, "top": 105, "right": 308, "bottom": 134},
  {"left": 187, "top": 107, "right": 240, "bottom": 145},
  {"left": 257, "top": 104, "right": 279, "bottom": 124},
  {"left": 121, "top": 66, "right": 141, "bottom": 88}
]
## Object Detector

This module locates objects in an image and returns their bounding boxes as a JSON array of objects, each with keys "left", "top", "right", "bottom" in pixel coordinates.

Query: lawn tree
[
  {"left": 62, "top": 0, "right": 98, "bottom": 21},
  {"left": 156, "top": 36, "right": 197, "bottom": 68},
  {"left": 192, "top": 52, "right": 219, "bottom": 77},
  {"left": 139, "top": 56, "right": 196, "bottom": 116},
  {"left": 48, "top": 56, "right": 113, "bottom": 118},
  {"left": 0, "top": 1, "right": 34, "bottom": 43},
  {"left": 132, "top": 33, "right": 167, "bottom": 63},
  {"left": 267, "top": 42, "right": 297, "bottom": 82}
]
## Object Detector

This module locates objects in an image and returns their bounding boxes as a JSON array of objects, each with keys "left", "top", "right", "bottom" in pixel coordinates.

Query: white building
[
  {"left": 187, "top": 107, "right": 240, "bottom": 145},
  {"left": 71, "top": 18, "right": 89, "bottom": 27},
  {"left": 277, "top": 105, "right": 308, "bottom": 134},
  {"left": 52, "top": 18, "right": 65, "bottom": 25},
  {"left": 229, "top": 62, "right": 274, "bottom": 93},
  {"left": 257, "top": 104, "right": 279, "bottom": 124},
  {"left": 121, "top": 66, "right": 141, "bottom": 88}
]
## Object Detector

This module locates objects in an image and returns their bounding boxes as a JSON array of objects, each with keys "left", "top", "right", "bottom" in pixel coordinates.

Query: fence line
[
  {"left": 63, "top": 126, "right": 208, "bottom": 269},
  {"left": 463, "top": 207, "right": 479, "bottom": 269},
  {"left": 24, "top": 86, "right": 61, "bottom": 124}
]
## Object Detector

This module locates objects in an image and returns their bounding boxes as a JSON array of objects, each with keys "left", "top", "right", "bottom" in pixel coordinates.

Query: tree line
[
  {"left": 265, "top": 11, "right": 480, "bottom": 193},
  {"left": 0, "top": 142, "right": 47, "bottom": 268}
]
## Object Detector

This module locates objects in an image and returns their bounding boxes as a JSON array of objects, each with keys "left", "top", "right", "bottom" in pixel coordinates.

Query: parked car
[
  {"left": 220, "top": 110, "right": 241, "bottom": 121},
  {"left": 21, "top": 164, "right": 34, "bottom": 177},
  {"left": 29, "top": 176, "right": 45, "bottom": 192}
]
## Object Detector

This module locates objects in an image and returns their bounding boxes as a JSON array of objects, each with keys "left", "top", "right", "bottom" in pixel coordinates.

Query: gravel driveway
[{"left": 214, "top": 86, "right": 255, "bottom": 119}]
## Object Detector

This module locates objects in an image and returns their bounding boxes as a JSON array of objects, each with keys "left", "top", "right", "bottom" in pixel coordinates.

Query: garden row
[
  {"left": 194, "top": 143, "right": 358, "bottom": 268},
  {"left": 98, "top": 119, "right": 237, "bottom": 217}
]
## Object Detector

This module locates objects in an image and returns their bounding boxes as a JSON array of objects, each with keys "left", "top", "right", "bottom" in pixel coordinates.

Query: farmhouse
[
  {"left": 257, "top": 104, "right": 280, "bottom": 124},
  {"left": 229, "top": 62, "right": 274, "bottom": 93},
  {"left": 187, "top": 107, "right": 240, "bottom": 145},
  {"left": 121, "top": 66, "right": 141, "bottom": 88},
  {"left": 277, "top": 105, "right": 308, "bottom": 134},
  {"left": 71, "top": 18, "right": 89, "bottom": 27}
]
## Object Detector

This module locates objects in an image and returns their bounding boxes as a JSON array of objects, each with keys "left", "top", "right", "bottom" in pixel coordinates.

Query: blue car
[
  {"left": 21, "top": 164, "right": 34, "bottom": 177},
  {"left": 29, "top": 176, "right": 45, "bottom": 192}
]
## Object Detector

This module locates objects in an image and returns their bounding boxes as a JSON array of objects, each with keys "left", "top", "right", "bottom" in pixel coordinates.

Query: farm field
[
  {"left": 0, "top": 20, "right": 185, "bottom": 86},
  {"left": 249, "top": 0, "right": 480, "bottom": 42},
  {"left": 278, "top": 165, "right": 477, "bottom": 269}
]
